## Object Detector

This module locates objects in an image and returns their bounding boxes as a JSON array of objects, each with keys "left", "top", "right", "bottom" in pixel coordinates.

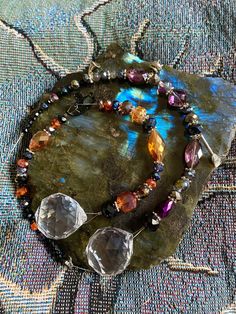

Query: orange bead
[
  {"left": 99, "top": 100, "right": 113, "bottom": 112},
  {"left": 29, "top": 131, "right": 50, "bottom": 152},
  {"left": 145, "top": 178, "right": 157, "bottom": 189},
  {"left": 148, "top": 129, "right": 165, "bottom": 162},
  {"left": 30, "top": 222, "right": 38, "bottom": 231},
  {"left": 130, "top": 106, "right": 147, "bottom": 124},
  {"left": 116, "top": 191, "right": 137, "bottom": 213},
  {"left": 16, "top": 186, "right": 28, "bottom": 198},
  {"left": 50, "top": 118, "right": 61, "bottom": 129},
  {"left": 17, "top": 159, "right": 29, "bottom": 168}
]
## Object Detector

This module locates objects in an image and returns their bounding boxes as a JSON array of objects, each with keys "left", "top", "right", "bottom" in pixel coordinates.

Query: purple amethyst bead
[
  {"left": 127, "top": 69, "right": 146, "bottom": 83},
  {"left": 168, "top": 89, "right": 187, "bottom": 107},
  {"left": 184, "top": 139, "right": 203, "bottom": 168},
  {"left": 158, "top": 199, "right": 174, "bottom": 218}
]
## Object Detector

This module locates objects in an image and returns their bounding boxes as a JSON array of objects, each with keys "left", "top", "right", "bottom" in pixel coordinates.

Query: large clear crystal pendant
[
  {"left": 35, "top": 193, "right": 87, "bottom": 240},
  {"left": 86, "top": 227, "right": 133, "bottom": 276}
]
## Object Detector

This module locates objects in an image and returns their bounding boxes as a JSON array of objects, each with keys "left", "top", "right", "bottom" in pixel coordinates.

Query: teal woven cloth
[{"left": 0, "top": 1, "right": 235, "bottom": 313}]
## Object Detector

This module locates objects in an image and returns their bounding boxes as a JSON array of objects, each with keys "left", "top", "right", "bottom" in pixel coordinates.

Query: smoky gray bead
[{"left": 173, "top": 177, "right": 190, "bottom": 192}]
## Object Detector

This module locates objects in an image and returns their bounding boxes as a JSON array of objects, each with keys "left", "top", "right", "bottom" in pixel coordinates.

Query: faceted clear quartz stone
[
  {"left": 35, "top": 193, "right": 87, "bottom": 240},
  {"left": 86, "top": 227, "right": 133, "bottom": 276}
]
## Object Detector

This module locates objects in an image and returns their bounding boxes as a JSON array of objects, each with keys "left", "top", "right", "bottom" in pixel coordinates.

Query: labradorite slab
[{"left": 28, "top": 45, "right": 236, "bottom": 270}]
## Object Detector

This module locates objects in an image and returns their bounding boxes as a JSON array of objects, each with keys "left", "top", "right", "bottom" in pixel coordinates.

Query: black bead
[
  {"left": 179, "top": 107, "right": 193, "bottom": 114},
  {"left": 144, "top": 212, "right": 160, "bottom": 232},
  {"left": 143, "top": 117, "right": 157, "bottom": 133},
  {"left": 15, "top": 174, "right": 28, "bottom": 184},
  {"left": 151, "top": 172, "right": 161, "bottom": 181},
  {"left": 23, "top": 151, "right": 33, "bottom": 160},
  {"left": 101, "top": 202, "right": 118, "bottom": 218},
  {"left": 117, "top": 69, "right": 125, "bottom": 79},
  {"left": 101, "top": 71, "right": 109, "bottom": 80},
  {"left": 60, "top": 86, "right": 69, "bottom": 95},
  {"left": 186, "top": 124, "right": 202, "bottom": 136},
  {"left": 40, "top": 102, "right": 49, "bottom": 110},
  {"left": 20, "top": 197, "right": 31, "bottom": 210}
]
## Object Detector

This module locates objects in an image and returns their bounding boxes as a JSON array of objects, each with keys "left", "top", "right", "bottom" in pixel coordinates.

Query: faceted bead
[
  {"left": 184, "top": 112, "right": 199, "bottom": 125},
  {"left": 16, "top": 186, "right": 28, "bottom": 198},
  {"left": 158, "top": 85, "right": 167, "bottom": 95},
  {"left": 40, "top": 102, "right": 49, "bottom": 110},
  {"left": 23, "top": 151, "right": 33, "bottom": 160},
  {"left": 179, "top": 106, "right": 193, "bottom": 115},
  {"left": 50, "top": 118, "right": 61, "bottom": 129},
  {"left": 118, "top": 101, "right": 133, "bottom": 115},
  {"left": 184, "top": 140, "right": 203, "bottom": 168},
  {"left": 116, "top": 191, "right": 137, "bottom": 213},
  {"left": 92, "top": 69, "right": 102, "bottom": 82},
  {"left": 86, "top": 227, "right": 133, "bottom": 275},
  {"left": 142, "top": 117, "right": 157, "bottom": 133},
  {"left": 151, "top": 172, "right": 161, "bottom": 181},
  {"left": 49, "top": 93, "right": 59, "bottom": 102},
  {"left": 186, "top": 124, "right": 202, "bottom": 136},
  {"left": 158, "top": 199, "right": 174, "bottom": 218},
  {"left": 153, "top": 162, "right": 164, "bottom": 173},
  {"left": 35, "top": 193, "right": 87, "bottom": 239},
  {"left": 29, "top": 131, "right": 50, "bottom": 152},
  {"left": 99, "top": 100, "right": 113, "bottom": 112},
  {"left": 127, "top": 68, "right": 146, "bottom": 84},
  {"left": 148, "top": 129, "right": 165, "bottom": 162},
  {"left": 101, "top": 202, "right": 119, "bottom": 218},
  {"left": 136, "top": 184, "right": 151, "bottom": 199},
  {"left": 17, "top": 167, "right": 27, "bottom": 175},
  {"left": 60, "top": 86, "right": 69, "bottom": 95},
  {"left": 145, "top": 178, "right": 157, "bottom": 189},
  {"left": 173, "top": 178, "right": 190, "bottom": 192},
  {"left": 58, "top": 115, "right": 67, "bottom": 123},
  {"left": 30, "top": 222, "right": 38, "bottom": 231},
  {"left": 101, "top": 71, "right": 110, "bottom": 80},
  {"left": 112, "top": 101, "right": 120, "bottom": 111},
  {"left": 168, "top": 89, "right": 187, "bottom": 107},
  {"left": 15, "top": 174, "right": 28, "bottom": 184},
  {"left": 117, "top": 69, "right": 126, "bottom": 79},
  {"left": 71, "top": 80, "right": 80, "bottom": 89},
  {"left": 17, "top": 159, "right": 29, "bottom": 168},
  {"left": 20, "top": 197, "right": 31, "bottom": 210},
  {"left": 144, "top": 212, "right": 161, "bottom": 231},
  {"left": 184, "top": 168, "right": 196, "bottom": 178},
  {"left": 130, "top": 106, "right": 147, "bottom": 124}
]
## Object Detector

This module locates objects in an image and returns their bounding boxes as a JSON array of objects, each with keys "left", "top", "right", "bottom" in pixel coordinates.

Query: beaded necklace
[{"left": 15, "top": 61, "right": 220, "bottom": 275}]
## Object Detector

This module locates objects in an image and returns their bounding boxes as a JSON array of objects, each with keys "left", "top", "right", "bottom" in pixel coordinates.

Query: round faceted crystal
[
  {"left": 86, "top": 227, "right": 133, "bottom": 276},
  {"left": 35, "top": 193, "right": 87, "bottom": 240}
]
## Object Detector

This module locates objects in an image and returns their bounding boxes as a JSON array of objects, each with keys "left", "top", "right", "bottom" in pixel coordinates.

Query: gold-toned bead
[
  {"left": 71, "top": 80, "right": 80, "bottom": 89},
  {"left": 184, "top": 113, "right": 199, "bottom": 125},
  {"left": 130, "top": 106, "right": 148, "bottom": 124},
  {"left": 147, "top": 129, "right": 165, "bottom": 162}
]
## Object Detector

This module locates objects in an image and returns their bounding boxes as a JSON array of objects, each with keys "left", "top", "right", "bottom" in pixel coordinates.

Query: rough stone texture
[{"left": 27, "top": 45, "right": 236, "bottom": 270}]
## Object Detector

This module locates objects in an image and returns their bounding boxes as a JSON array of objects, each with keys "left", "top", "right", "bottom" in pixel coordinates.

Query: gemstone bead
[
  {"left": 101, "top": 202, "right": 119, "bottom": 218},
  {"left": 148, "top": 129, "right": 165, "bottom": 162},
  {"left": 184, "top": 113, "right": 199, "bottom": 125},
  {"left": 151, "top": 172, "right": 161, "bottom": 181},
  {"left": 144, "top": 212, "right": 161, "bottom": 231},
  {"left": 127, "top": 68, "right": 146, "bottom": 83},
  {"left": 184, "top": 140, "right": 203, "bottom": 168},
  {"left": 168, "top": 89, "right": 187, "bottom": 107},
  {"left": 17, "top": 159, "right": 29, "bottom": 168},
  {"left": 35, "top": 193, "right": 87, "bottom": 240},
  {"left": 30, "top": 222, "right": 38, "bottom": 231},
  {"left": 145, "top": 178, "right": 157, "bottom": 189},
  {"left": 99, "top": 100, "right": 113, "bottom": 112},
  {"left": 60, "top": 87, "right": 69, "bottom": 95},
  {"left": 112, "top": 101, "right": 120, "bottom": 111},
  {"left": 50, "top": 118, "right": 61, "bottom": 129},
  {"left": 118, "top": 101, "right": 133, "bottom": 115},
  {"left": 153, "top": 163, "right": 164, "bottom": 172},
  {"left": 143, "top": 117, "right": 157, "bottom": 133},
  {"left": 15, "top": 174, "right": 28, "bottom": 184},
  {"left": 16, "top": 186, "right": 28, "bottom": 198},
  {"left": 86, "top": 227, "right": 133, "bottom": 275},
  {"left": 116, "top": 191, "right": 137, "bottom": 213},
  {"left": 49, "top": 93, "right": 59, "bottom": 102},
  {"left": 40, "top": 102, "right": 49, "bottom": 110},
  {"left": 23, "top": 151, "right": 33, "bottom": 160},
  {"left": 158, "top": 199, "right": 174, "bottom": 218},
  {"left": 71, "top": 80, "right": 80, "bottom": 89},
  {"left": 20, "top": 197, "right": 31, "bottom": 210},
  {"left": 184, "top": 168, "right": 196, "bottom": 178},
  {"left": 136, "top": 184, "right": 151, "bottom": 199},
  {"left": 130, "top": 106, "right": 147, "bottom": 124},
  {"left": 29, "top": 131, "right": 50, "bottom": 152},
  {"left": 173, "top": 178, "right": 190, "bottom": 192},
  {"left": 17, "top": 167, "right": 27, "bottom": 175},
  {"left": 186, "top": 124, "right": 202, "bottom": 136}
]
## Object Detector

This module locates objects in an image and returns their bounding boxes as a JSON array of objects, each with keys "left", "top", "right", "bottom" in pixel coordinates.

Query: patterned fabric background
[{"left": 0, "top": 0, "right": 235, "bottom": 313}]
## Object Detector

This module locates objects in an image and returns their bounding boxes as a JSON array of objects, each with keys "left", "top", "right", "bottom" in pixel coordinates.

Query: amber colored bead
[
  {"left": 99, "top": 100, "right": 113, "bottom": 112},
  {"left": 29, "top": 131, "right": 50, "bottom": 152},
  {"left": 16, "top": 186, "right": 28, "bottom": 198},
  {"left": 30, "top": 222, "right": 38, "bottom": 231},
  {"left": 145, "top": 178, "right": 157, "bottom": 189},
  {"left": 116, "top": 191, "right": 137, "bottom": 213},
  {"left": 136, "top": 184, "right": 150, "bottom": 199},
  {"left": 130, "top": 106, "right": 147, "bottom": 124},
  {"left": 51, "top": 118, "right": 61, "bottom": 129},
  {"left": 17, "top": 159, "right": 29, "bottom": 168},
  {"left": 148, "top": 129, "right": 165, "bottom": 162}
]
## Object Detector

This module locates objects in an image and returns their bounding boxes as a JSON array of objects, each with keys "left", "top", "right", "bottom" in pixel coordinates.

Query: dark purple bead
[
  {"left": 168, "top": 89, "right": 187, "bottom": 107},
  {"left": 186, "top": 124, "right": 202, "bottom": 136},
  {"left": 127, "top": 68, "right": 146, "bottom": 84},
  {"left": 158, "top": 86, "right": 167, "bottom": 95},
  {"left": 158, "top": 199, "right": 174, "bottom": 218},
  {"left": 101, "top": 202, "right": 118, "bottom": 218},
  {"left": 23, "top": 151, "right": 33, "bottom": 160},
  {"left": 153, "top": 163, "right": 164, "bottom": 173},
  {"left": 184, "top": 140, "right": 203, "bottom": 168},
  {"left": 143, "top": 117, "right": 157, "bottom": 133},
  {"left": 144, "top": 212, "right": 161, "bottom": 232}
]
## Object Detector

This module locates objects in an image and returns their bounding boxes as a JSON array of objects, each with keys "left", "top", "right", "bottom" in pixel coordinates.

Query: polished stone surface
[{"left": 28, "top": 44, "right": 236, "bottom": 270}]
